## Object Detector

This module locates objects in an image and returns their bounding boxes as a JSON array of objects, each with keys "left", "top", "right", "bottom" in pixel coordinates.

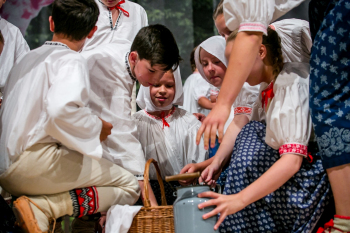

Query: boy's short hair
[
  {"left": 52, "top": 0, "right": 99, "bottom": 41},
  {"left": 0, "top": 30, "right": 4, "bottom": 45},
  {"left": 213, "top": 0, "right": 224, "bottom": 20},
  {"left": 131, "top": 24, "right": 181, "bottom": 71}
]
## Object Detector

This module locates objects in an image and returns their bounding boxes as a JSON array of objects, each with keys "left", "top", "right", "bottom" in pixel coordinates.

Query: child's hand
[
  {"left": 193, "top": 113, "right": 206, "bottom": 122},
  {"left": 179, "top": 163, "right": 201, "bottom": 186},
  {"left": 199, "top": 161, "right": 222, "bottom": 184},
  {"left": 99, "top": 118, "right": 113, "bottom": 142},
  {"left": 197, "top": 192, "right": 246, "bottom": 230}
]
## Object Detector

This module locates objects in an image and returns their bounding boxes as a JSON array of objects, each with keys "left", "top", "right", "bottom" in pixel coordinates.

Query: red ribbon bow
[
  {"left": 261, "top": 81, "right": 274, "bottom": 111},
  {"left": 108, "top": 0, "right": 129, "bottom": 17},
  {"left": 160, "top": 111, "right": 170, "bottom": 129}
]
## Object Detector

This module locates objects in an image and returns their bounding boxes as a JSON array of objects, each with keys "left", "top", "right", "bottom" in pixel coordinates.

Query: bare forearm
[
  {"left": 216, "top": 31, "right": 263, "bottom": 108},
  {"left": 213, "top": 115, "right": 250, "bottom": 166},
  {"left": 239, "top": 154, "right": 303, "bottom": 207},
  {"left": 198, "top": 97, "right": 215, "bottom": 110},
  {"left": 138, "top": 180, "right": 158, "bottom": 206}
]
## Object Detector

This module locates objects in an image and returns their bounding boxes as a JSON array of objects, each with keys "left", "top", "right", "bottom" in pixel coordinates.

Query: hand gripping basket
[{"left": 128, "top": 158, "right": 175, "bottom": 233}]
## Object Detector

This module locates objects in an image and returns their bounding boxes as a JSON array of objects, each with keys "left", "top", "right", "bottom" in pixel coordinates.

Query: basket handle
[{"left": 143, "top": 158, "right": 167, "bottom": 207}]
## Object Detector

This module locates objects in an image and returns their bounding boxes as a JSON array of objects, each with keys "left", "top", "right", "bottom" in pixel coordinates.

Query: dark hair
[
  {"left": 131, "top": 24, "right": 182, "bottom": 71},
  {"left": 190, "top": 46, "right": 197, "bottom": 72},
  {"left": 213, "top": 0, "right": 224, "bottom": 20},
  {"left": 0, "top": 30, "right": 4, "bottom": 45},
  {"left": 51, "top": 0, "right": 99, "bottom": 41},
  {"left": 262, "top": 27, "right": 284, "bottom": 78}
]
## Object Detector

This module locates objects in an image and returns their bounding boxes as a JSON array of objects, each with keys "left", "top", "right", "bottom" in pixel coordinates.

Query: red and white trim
[
  {"left": 239, "top": 23, "right": 267, "bottom": 35},
  {"left": 144, "top": 107, "right": 175, "bottom": 120},
  {"left": 279, "top": 144, "right": 308, "bottom": 157},
  {"left": 234, "top": 107, "right": 252, "bottom": 115}
]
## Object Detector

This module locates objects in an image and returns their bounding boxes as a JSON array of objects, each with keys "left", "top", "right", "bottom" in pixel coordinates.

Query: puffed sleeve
[
  {"left": 265, "top": 63, "right": 311, "bottom": 157},
  {"left": 223, "top": 0, "right": 305, "bottom": 35},
  {"left": 193, "top": 76, "right": 211, "bottom": 101},
  {"left": 233, "top": 82, "right": 260, "bottom": 116}
]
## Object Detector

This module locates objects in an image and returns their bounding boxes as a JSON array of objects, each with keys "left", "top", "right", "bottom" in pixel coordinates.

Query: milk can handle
[{"left": 143, "top": 158, "right": 167, "bottom": 207}]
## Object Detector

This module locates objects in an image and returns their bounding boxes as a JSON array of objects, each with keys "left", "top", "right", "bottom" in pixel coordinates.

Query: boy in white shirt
[
  {"left": 0, "top": 0, "right": 140, "bottom": 232},
  {"left": 82, "top": 24, "right": 181, "bottom": 207},
  {"left": 0, "top": 0, "right": 30, "bottom": 94}
]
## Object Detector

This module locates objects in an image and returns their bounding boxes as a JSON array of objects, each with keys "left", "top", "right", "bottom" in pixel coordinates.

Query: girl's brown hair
[
  {"left": 212, "top": 0, "right": 224, "bottom": 20},
  {"left": 0, "top": 30, "right": 4, "bottom": 45},
  {"left": 226, "top": 28, "right": 283, "bottom": 79}
]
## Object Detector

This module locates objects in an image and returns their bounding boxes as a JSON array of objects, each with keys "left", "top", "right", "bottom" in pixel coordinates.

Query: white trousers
[{"left": 0, "top": 143, "right": 140, "bottom": 212}]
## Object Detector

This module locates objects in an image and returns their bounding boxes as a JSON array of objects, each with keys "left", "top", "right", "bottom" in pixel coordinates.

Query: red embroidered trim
[
  {"left": 239, "top": 23, "right": 267, "bottom": 34},
  {"left": 335, "top": 215, "right": 350, "bottom": 220},
  {"left": 144, "top": 107, "right": 175, "bottom": 120},
  {"left": 71, "top": 186, "right": 99, "bottom": 218},
  {"left": 234, "top": 107, "right": 252, "bottom": 115},
  {"left": 279, "top": 144, "right": 308, "bottom": 157}
]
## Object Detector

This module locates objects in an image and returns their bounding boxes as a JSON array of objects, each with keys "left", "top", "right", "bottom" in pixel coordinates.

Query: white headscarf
[
  {"left": 270, "top": 19, "right": 312, "bottom": 63},
  {"left": 136, "top": 67, "right": 183, "bottom": 112},
  {"left": 194, "top": 36, "right": 227, "bottom": 86}
]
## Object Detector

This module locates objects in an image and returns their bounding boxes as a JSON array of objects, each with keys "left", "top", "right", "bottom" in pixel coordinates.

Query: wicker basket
[{"left": 128, "top": 158, "right": 175, "bottom": 233}]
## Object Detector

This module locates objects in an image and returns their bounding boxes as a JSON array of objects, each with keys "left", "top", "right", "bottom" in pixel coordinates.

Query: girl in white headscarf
[{"left": 133, "top": 68, "right": 208, "bottom": 204}]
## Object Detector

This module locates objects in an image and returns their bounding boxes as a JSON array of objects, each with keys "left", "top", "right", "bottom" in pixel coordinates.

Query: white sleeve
[
  {"left": 223, "top": 0, "right": 306, "bottom": 35},
  {"left": 45, "top": 58, "right": 103, "bottom": 160},
  {"left": 14, "top": 27, "right": 30, "bottom": 62},
  {"left": 140, "top": 6, "right": 148, "bottom": 27},
  {"left": 265, "top": 63, "right": 311, "bottom": 157},
  {"left": 233, "top": 82, "right": 259, "bottom": 116},
  {"left": 193, "top": 77, "right": 211, "bottom": 101}
]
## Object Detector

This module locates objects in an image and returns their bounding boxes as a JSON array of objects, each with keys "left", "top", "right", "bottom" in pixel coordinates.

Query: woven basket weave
[{"left": 128, "top": 158, "right": 175, "bottom": 233}]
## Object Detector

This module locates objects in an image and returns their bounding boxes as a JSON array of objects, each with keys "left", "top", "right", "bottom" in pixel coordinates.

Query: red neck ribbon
[
  {"left": 108, "top": 0, "right": 129, "bottom": 17},
  {"left": 160, "top": 111, "right": 170, "bottom": 129},
  {"left": 261, "top": 81, "right": 274, "bottom": 111}
]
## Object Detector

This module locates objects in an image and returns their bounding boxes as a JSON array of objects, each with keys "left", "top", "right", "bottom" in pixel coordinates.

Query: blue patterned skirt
[
  {"left": 220, "top": 121, "right": 331, "bottom": 233},
  {"left": 309, "top": 0, "right": 350, "bottom": 169}
]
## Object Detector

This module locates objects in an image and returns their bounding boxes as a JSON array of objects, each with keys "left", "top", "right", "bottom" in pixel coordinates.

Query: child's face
[
  {"left": 200, "top": 48, "right": 226, "bottom": 87},
  {"left": 215, "top": 14, "right": 232, "bottom": 40},
  {"left": 102, "top": 0, "right": 119, "bottom": 8},
  {"left": 150, "top": 71, "right": 175, "bottom": 108},
  {"left": 130, "top": 52, "right": 167, "bottom": 87}
]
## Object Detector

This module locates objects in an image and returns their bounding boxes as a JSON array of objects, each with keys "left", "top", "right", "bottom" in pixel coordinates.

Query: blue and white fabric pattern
[
  {"left": 309, "top": 0, "right": 350, "bottom": 169},
  {"left": 220, "top": 121, "right": 331, "bottom": 233}
]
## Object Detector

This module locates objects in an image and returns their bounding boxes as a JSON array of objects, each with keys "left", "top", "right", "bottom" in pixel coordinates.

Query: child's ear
[
  {"left": 49, "top": 16, "right": 55, "bottom": 33},
  {"left": 87, "top": 26, "right": 98, "bottom": 39},
  {"left": 259, "top": 44, "right": 267, "bottom": 60},
  {"left": 129, "top": 51, "right": 139, "bottom": 65}
]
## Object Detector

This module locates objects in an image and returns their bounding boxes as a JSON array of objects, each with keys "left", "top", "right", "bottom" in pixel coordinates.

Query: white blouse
[
  {"left": 81, "top": 41, "right": 145, "bottom": 180},
  {"left": 251, "top": 62, "right": 311, "bottom": 157},
  {"left": 223, "top": 0, "right": 306, "bottom": 35},
  {"left": 233, "top": 82, "right": 260, "bottom": 116},
  {"left": 133, "top": 108, "right": 208, "bottom": 180},
  {"left": 0, "top": 17, "right": 30, "bottom": 93},
  {"left": 181, "top": 72, "right": 212, "bottom": 116},
  {"left": 82, "top": 0, "right": 148, "bottom": 51},
  {"left": 0, "top": 42, "right": 102, "bottom": 175}
]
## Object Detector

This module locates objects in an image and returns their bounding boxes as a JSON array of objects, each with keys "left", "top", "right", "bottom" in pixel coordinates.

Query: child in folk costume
[
  {"left": 133, "top": 68, "right": 208, "bottom": 204},
  {"left": 82, "top": 25, "right": 181, "bottom": 208},
  {"left": 191, "top": 27, "right": 331, "bottom": 232},
  {"left": 0, "top": 0, "right": 30, "bottom": 95},
  {"left": 182, "top": 46, "right": 213, "bottom": 116},
  {"left": 194, "top": 36, "right": 259, "bottom": 135},
  {"left": 82, "top": 0, "right": 148, "bottom": 51},
  {"left": 0, "top": 0, "right": 141, "bottom": 232}
]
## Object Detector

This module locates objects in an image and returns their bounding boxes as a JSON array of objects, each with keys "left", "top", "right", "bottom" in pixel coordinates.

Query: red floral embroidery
[
  {"left": 261, "top": 81, "right": 274, "bottom": 112},
  {"left": 234, "top": 107, "right": 252, "bottom": 115},
  {"left": 279, "top": 144, "right": 308, "bottom": 157}
]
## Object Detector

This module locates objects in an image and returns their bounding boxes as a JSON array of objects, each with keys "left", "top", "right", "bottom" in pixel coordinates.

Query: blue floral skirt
[
  {"left": 309, "top": 0, "right": 350, "bottom": 169},
  {"left": 219, "top": 121, "right": 331, "bottom": 233}
]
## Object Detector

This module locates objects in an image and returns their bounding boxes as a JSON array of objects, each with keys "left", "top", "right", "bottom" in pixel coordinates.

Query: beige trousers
[{"left": 0, "top": 143, "right": 140, "bottom": 212}]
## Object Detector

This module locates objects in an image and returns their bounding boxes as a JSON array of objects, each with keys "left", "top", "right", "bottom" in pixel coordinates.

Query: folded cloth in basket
[{"left": 106, "top": 205, "right": 142, "bottom": 233}]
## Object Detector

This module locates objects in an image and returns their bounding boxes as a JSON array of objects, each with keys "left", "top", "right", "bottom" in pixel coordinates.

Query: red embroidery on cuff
[
  {"left": 234, "top": 107, "right": 252, "bottom": 115},
  {"left": 279, "top": 144, "right": 308, "bottom": 157}
]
